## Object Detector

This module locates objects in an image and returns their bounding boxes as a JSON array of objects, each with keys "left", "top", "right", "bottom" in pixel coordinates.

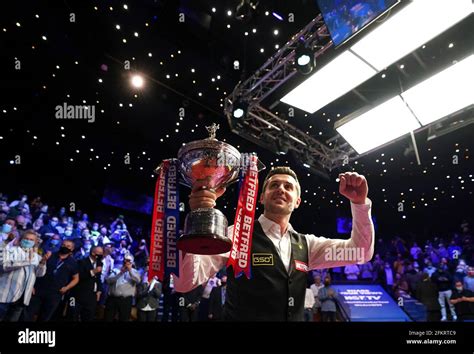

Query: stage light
[
  {"left": 295, "top": 44, "right": 315, "bottom": 75},
  {"left": 401, "top": 54, "right": 474, "bottom": 126},
  {"left": 335, "top": 96, "right": 421, "bottom": 154},
  {"left": 281, "top": 50, "right": 376, "bottom": 113},
  {"left": 350, "top": 0, "right": 472, "bottom": 71},
  {"left": 131, "top": 75, "right": 144, "bottom": 88},
  {"left": 232, "top": 101, "right": 248, "bottom": 119}
]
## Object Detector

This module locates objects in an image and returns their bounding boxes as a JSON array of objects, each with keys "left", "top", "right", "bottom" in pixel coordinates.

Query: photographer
[{"left": 104, "top": 254, "right": 140, "bottom": 321}]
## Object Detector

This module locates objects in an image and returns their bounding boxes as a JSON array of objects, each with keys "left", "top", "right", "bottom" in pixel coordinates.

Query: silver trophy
[{"left": 173, "top": 123, "right": 263, "bottom": 255}]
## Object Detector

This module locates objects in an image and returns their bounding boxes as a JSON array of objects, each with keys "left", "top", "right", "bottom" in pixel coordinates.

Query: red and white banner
[
  {"left": 148, "top": 160, "right": 169, "bottom": 281},
  {"left": 227, "top": 155, "right": 259, "bottom": 279}
]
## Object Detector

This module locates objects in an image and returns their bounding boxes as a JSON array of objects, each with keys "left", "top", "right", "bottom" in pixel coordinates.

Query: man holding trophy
[{"left": 152, "top": 124, "right": 374, "bottom": 321}]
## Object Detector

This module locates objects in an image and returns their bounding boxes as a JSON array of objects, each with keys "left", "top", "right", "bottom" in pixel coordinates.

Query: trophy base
[{"left": 177, "top": 234, "right": 232, "bottom": 255}]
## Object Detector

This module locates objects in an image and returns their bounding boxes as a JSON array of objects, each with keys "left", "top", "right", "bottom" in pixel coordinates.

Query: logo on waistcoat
[
  {"left": 252, "top": 253, "right": 274, "bottom": 266},
  {"left": 294, "top": 260, "right": 308, "bottom": 272}
]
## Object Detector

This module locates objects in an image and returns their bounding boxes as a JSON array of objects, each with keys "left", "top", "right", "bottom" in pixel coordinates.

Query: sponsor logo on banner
[
  {"left": 148, "top": 161, "right": 168, "bottom": 281},
  {"left": 252, "top": 253, "right": 274, "bottom": 266},
  {"left": 294, "top": 260, "right": 309, "bottom": 272},
  {"left": 227, "top": 154, "right": 259, "bottom": 279}
]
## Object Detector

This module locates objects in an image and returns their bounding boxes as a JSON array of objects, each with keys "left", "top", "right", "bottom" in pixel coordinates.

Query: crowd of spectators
[{"left": 1, "top": 192, "right": 472, "bottom": 322}]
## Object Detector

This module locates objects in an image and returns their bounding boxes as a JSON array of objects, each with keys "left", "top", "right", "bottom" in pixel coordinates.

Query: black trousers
[
  {"left": 104, "top": 296, "right": 133, "bottom": 322},
  {"left": 23, "top": 293, "right": 62, "bottom": 321},
  {"left": 137, "top": 309, "right": 157, "bottom": 322},
  {"left": 179, "top": 307, "right": 199, "bottom": 322},
  {"left": 321, "top": 311, "right": 337, "bottom": 322},
  {"left": 75, "top": 299, "right": 97, "bottom": 322}
]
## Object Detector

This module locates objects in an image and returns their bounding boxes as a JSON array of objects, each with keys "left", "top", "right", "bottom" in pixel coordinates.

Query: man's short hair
[
  {"left": 22, "top": 229, "right": 39, "bottom": 238},
  {"left": 262, "top": 166, "right": 301, "bottom": 197},
  {"left": 62, "top": 239, "right": 75, "bottom": 250}
]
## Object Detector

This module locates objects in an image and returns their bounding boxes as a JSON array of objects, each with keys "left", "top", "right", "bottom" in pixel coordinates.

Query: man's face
[
  {"left": 62, "top": 241, "right": 74, "bottom": 252},
  {"left": 23, "top": 233, "right": 37, "bottom": 243},
  {"left": 16, "top": 215, "right": 26, "bottom": 225},
  {"left": 260, "top": 174, "right": 301, "bottom": 216},
  {"left": 92, "top": 247, "right": 103, "bottom": 258}
]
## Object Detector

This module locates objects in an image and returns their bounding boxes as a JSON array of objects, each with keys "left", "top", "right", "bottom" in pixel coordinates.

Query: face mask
[
  {"left": 324, "top": 281, "right": 330, "bottom": 286},
  {"left": 21, "top": 239, "right": 35, "bottom": 249},
  {"left": 51, "top": 221, "right": 58, "bottom": 227},
  {"left": 84, "top": 244, "right": 91, "bottom": 250},
  {"left": 92, "top": 226, "right": 98, "bottom": 231},
  {"left": 221, "top": 281, "right": 227, "bottom": 286},
  {"left": 456, "top": 287, "right": 463, "bottom": 292},
  {"left": 51, "top": 239, "right": 60, "bottom": 246},
  {"left": 64, "top": 230, "right": 73, "bottom": 237},
  {"left": 59, "top": 246, "right": 71, "bottom": 254},
  {"left": 41, "top": 207, "right": 48, "bottom": 212},
  {"left": 95, "top": 255, "right": 103, "bottom": 262},
  {"left": 2, "top": 224, "right": 12, "bottom": 233}
]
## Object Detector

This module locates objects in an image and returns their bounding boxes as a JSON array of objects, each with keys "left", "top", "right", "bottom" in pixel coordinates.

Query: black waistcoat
[{"left": 224, "top": 220, "right": 309, "bottom": 321}]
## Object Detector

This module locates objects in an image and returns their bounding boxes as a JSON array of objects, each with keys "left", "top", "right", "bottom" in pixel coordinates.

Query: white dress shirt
[{"left": 173, "top": 198, "right": 375, "bottom": 293}]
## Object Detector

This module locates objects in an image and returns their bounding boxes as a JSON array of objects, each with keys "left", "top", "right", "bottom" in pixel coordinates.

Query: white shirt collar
[{"left": 258, "top": 214, "right": 294, "bottom": 236}]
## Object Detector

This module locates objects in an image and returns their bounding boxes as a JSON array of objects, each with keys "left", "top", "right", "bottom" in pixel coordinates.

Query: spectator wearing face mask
[
  {"left": 449, "top": 281, "right": 474, "bottom": 322},
  {"left": 75, "top": 239, "right": 93, "bottom": 260},
  {"left": 1, "top": 218, "right": 17, "bottom": 244},
  {"left": 0, "top": 230, "right": 50, "bottom": 321},
  {"left": 24, "top": 240, "right": 79, "bottom": 321},
  {"left": 71, "top": 246, "right": 104, "bottom": 321},
  {"left": 39, "top": 217, "right": 60, "bottom": 240},
  {"left": 104, "top": 255, "right": 140, "bottom": 321},
  {"left": 42, "top": 234, "right": 62, "bottom": 254},
  {"left": 423, "top": 261, "right": 437, "bottom": 277},
  {"left": 90, "top": 223, "right": 100, "bottom": 238}
]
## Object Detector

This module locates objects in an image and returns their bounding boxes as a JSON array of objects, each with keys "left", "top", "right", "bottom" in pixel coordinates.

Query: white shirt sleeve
[
  {"left": 306, "top": 198, "right": 375, "bottom": 270},
  {"left": 173, "top": 226, "right": 233, "bottom": 293}
]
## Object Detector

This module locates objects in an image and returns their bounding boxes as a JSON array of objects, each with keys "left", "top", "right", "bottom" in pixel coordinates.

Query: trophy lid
[{"left": 177, "top": 123, "right": 240, "bottom": 159}]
